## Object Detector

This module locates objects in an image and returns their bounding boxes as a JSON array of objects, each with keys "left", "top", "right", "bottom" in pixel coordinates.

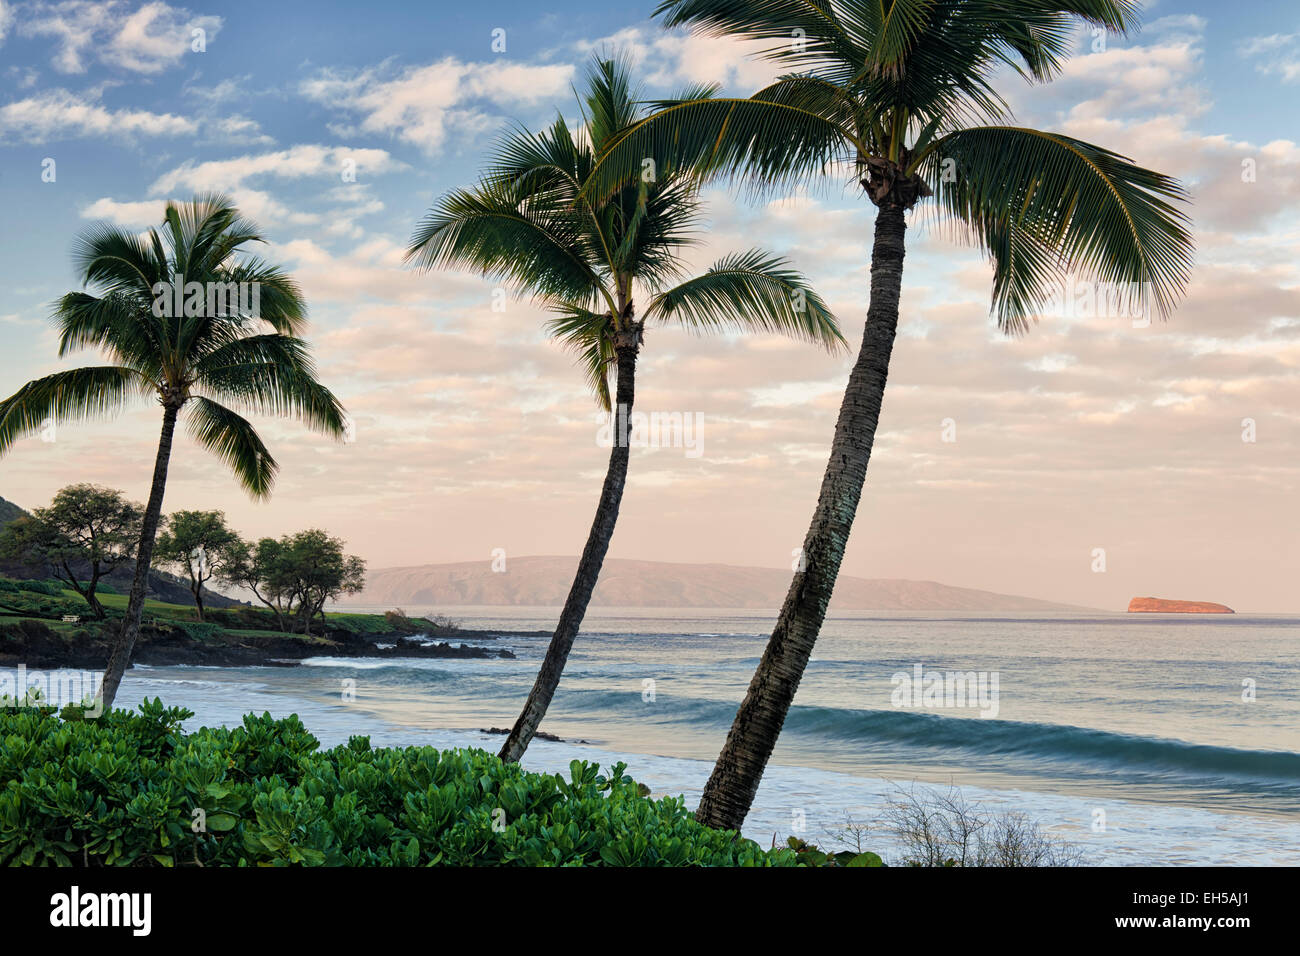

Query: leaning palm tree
[
  {"left": 407, "top": 56, "right": 846, "bottom": 762},
  {"left": 583, "top": 0, "right": 1195, "bottom": 830},
  {"left": 0, "top": 194, "right": 347, "bottom": 710}
]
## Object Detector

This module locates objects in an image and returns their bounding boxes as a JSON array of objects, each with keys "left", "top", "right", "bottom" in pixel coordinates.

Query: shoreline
[{"left": 0, "top": 615, "right": 547, "bottom": 671}]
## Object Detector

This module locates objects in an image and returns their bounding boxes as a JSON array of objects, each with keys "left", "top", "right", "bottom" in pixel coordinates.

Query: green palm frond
[
  {"left": 405, "top": 183, "right": 606, "bottom": 308},
  {"left": 163, "top": 193, "right": 243, "bottom": 275},
  {"left": 587, "top": 95, "right": 858, "bottom": 202},
  {"left": 582, "top": 53, "right": 644, "bottom": 151},
  {"left": 652, "top": 0, "right": 867, "bottom": 68},
  {"left": 919, "top": 125, "right": 1194, "bottom": 330},
  {"left": 645, "top": 250, "right": 846, "bottom": 350},
  {"left": 195, "top": 337, "right": 347, "bottom": 438},
  {"left": 219, "top": 258, "right": 309, "bottom": 332},
  {"left": 0, "top": 367, "right": 152, "bottom": 455},
  {"left": 544, "top": 307, "right": 618, "bottom": 411},
  {"left": 55, "top": 290, "right": 165, "bottom": 373},
  {"left": 71, "top": 225, "right": 163, "bottom": 298},
  {"left": 186, "top": 397, "right": 278, "bottom": 499}
]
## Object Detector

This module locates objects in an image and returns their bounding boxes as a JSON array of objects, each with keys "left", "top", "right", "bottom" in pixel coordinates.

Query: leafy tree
[
  {"left": 0, "top": 195, "right": 347, "bottom": 710},
  {"left": 222, "top": 536, "right": 290, "bottom": 632},
  {"left": 0, "top": 484, "right": 142, "bottom": 619},
  {"left": 407, "top": 55, "right": 845, "bottom": 762},
  {"left": 277, "top": 530, "right": 365, "bottom": 634},
  {"left": 586, "top": 0, "right": 1195, "bottom": 829},
  {"left": 154, "top": 510, "right": 241, "bottom": 621},
  {"left": 222, "top": 530, "right": 364, "bottom": 634}
]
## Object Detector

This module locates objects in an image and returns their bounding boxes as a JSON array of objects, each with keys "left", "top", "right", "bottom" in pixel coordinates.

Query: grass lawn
[{"left": 5, "top": 581, "right": 426, "bottom": 639}]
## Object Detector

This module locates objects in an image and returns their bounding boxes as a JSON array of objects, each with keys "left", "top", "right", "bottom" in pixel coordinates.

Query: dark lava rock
[{"left": 1, "top": 618, "right": 515, "bottom": 670}]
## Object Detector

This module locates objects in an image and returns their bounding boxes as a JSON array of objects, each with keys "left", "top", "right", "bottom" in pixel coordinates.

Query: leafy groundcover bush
[{"left": 0, "top": 699, "right": 880, "bottom": 867}]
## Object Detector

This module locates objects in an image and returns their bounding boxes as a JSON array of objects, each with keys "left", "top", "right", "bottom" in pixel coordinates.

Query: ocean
[{"left": 23, "top": 607, "right": 1300, "bottom": 864}]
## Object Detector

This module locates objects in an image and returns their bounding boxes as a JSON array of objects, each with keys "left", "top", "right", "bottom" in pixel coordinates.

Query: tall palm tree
[
  {"left": 0, "top": 194, "right": 347, "bottom": 710},
  {"left": 407, "top": 56, "right": 846, "bottom": 763},
  {"left": 583, "top": 0, "right": 1195, "bottom": 830}
]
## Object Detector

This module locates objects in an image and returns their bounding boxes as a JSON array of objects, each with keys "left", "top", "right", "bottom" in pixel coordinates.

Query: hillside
[
  {"left": 0, "top": 496, "right": 26, "bottom": 529},
  {"left": 0, "top": 493, "right": 242, "bottom": 609},
  {"left": 351, "top": 556, "right": 1094, "bottom": 612}
]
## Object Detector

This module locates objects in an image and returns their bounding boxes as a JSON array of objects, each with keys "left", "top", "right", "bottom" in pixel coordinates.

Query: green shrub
[
  {"left": 206, "top": 606, "right": 278, "bottom": 631},
  {"left": 0, "top": 699, "right": 818, "bottom": 867},
  {"left": 0, "top": 578, "right": 67, "bottom": 597},
  {"left": 0, "top": 588, "right": 89, "bottom": 620},
  {"left": 172, "top": 620, "right": 223, "bottom": 642}
]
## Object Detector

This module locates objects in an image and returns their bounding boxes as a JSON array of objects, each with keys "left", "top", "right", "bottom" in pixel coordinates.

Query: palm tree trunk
[
  {"left": 695, "top": 202, "right": 908, "bottom": 831},
  {"left": 498, "top": 340, "right": 639, "bottom": 762},
  {"left": 97, "top": 403, "right": 180, "bottom": 712}
]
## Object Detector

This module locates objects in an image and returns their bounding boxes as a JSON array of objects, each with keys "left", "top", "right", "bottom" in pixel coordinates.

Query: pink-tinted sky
[{"left": 1, "top": 3, "right": 1296, "bottom": 611}]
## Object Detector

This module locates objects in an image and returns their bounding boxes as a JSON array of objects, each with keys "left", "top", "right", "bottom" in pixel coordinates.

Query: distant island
[
  {"left": 351, "top": 556, "right": 1097, "bottom": 612},
  {"left": 1128, "top": 597, "right": 1235, "bottom": 614}
]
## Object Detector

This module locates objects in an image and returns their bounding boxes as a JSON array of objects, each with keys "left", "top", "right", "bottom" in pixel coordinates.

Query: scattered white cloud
[
  {"left": 79, "top": 196, "right": 168, "bottom": 227},
  {"left": 299, "top": 57, "right": 575, "bottom": 154},
  {"left": 5, "top": 64, "right": 39, "bottom": 88},
  {"left": 0, "top": 87, "right": 196, "bottom": 142},
  {"left": 207, "top": 113, "right": 273, "bottom": 146},
  {"left": 150, "top": 144, "right": 406, "bottom": 193},
  {"left": 183, "top": 74, "right": 252, "bottom": 104},
  {"left": 17, "top": 0, "right": 220, "bottom": 74},
  {"left": 575, "top": 25, "right": 782, "bottom": 93},
  {"left": 1239, "top": 31, "right": 1300, "bottom": 83}
]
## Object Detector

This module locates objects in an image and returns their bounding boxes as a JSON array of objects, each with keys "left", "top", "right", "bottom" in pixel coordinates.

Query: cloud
[
  {"left": 206, "top": 113, "right": 273, "bottom": 146},
  {"left": 574, "top": 25, "right": 782, "bottom": 93},
  {"left": 150, "top": 144, "right": 405, "bottom": 194},
  {"left": 17, "top": 0, "right": 220, "bottom": 74},
  {"left": 299, "top": 57, "right": 575, "bottom": 154},
  {"left": 183, "top": 74, "right": 252, "bottom": 104},
  {"left": 0, "top": 1, "right": 12, "bottom": 43},
  {"left": 79, "top": 197, "right": 167, "bottom": 227},
  {"left": 0, "top": 88, "right": 196, "bottom": 142},
  {"left": 7, "top": 9, "right": 1299, "bottom": 612},
  {"left": 1239, "top": 31, "right": 1300, "bottom": 83}
]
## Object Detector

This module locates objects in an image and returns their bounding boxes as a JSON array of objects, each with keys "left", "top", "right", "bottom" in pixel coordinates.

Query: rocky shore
[{"left": 0, "top": 618, "right": 519, "bottom": 670}]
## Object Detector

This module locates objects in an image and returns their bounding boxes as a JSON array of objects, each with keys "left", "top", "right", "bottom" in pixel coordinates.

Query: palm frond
[
  {"left": 71, "top": 224, "right": 163, "bottom": 299},
  {"left": 920, "top": 125, "right": 1194, "bottom": 330},
  {"left": 645, "top": 250, "right": 846, "bottom": 350},
  {"left": 186, "top": 396, "right": 277, "bottom": 499},
  {"left": 0, "top": 367, "right": 153, "bottom": 455},
  {"left": 219, "top": 258, "right": 309, "bottom": 334},
  {"left": 587, "top": 96, "right": 858, "bottom": 202},
  {"left": 543, "top": 306, "right": 617, "bottom": 410},
  {"left": 194, "top": 336, "right": 347, "bottom": 439},
  {"left": 54, "top": 290, "right": 165, "bottom": 375},
  {"left": 405, "top": 182, "right": 605, "bottom": 307}
]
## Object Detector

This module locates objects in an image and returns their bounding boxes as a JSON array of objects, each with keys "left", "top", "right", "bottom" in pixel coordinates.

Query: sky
[{"left": 0, "top": 0, "right": 1297, "bottom": 612}]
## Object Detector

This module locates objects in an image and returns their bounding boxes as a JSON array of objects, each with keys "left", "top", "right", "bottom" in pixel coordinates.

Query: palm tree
[
  {"left": 0, "top": 194, "right": 347, "bottom": 710},
  {"left": 583, "top": 0, "right": 1195, "bottom": 830},
  {"left": 407, "top": 56, "right": 846, "bottom": 763}
]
